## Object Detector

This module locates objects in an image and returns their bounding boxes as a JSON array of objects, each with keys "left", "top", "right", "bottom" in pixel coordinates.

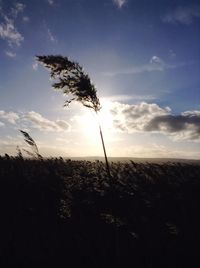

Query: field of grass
[{"left": 0, "top": 155, "right": 200, "bottom": 267}]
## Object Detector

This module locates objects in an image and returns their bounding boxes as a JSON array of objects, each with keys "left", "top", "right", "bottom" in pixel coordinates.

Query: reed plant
[{"left": 37, "top": 55, "right": 111, "bottom": 177}]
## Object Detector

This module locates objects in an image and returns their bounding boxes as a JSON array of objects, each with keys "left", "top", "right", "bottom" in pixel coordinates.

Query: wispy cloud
[
  {"left": 0, "top": 3, "right": 25, "bottom": 46},
  {"left": 101, "top": 94, "right": 156, "bottom": 103},
  {"left": 42, "top": 20, "right": 57, "bottom": 43},
  {"left": 47, "top": 28, "right": 56, "bottom": 42},
  {"left": 5, "top": 50, "right": 16, "bottom": 58},
  {"left": 0, "top": 110, "right": 19, "bottom": 124},
  {"left": 169, "top": 49, "right": 176, "bottom": 59},
  {"left": 113, "top": 0, "right": 127, "bottom": 9},
  {"left": 11, "top": 2, "right": 26, "bottom": 18},
  {"left": 111, "top": 102, "right": 200, "bottom": 142},
  {"left": 104, "top": 55, "right": 185, "bottom": 76},
  {"left": 0, "top": 17, "right": 24, "bottom": 46},
  {"left": 32, "top": 61, "right": 38, "bottom": 71},
  {"left": 162, "top": 5, "right": 200, "bottom": 25}
]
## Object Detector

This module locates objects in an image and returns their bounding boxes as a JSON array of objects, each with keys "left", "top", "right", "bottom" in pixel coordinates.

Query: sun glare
[{"left": 79, "top": 99, "right": 114, "bottom": 143}]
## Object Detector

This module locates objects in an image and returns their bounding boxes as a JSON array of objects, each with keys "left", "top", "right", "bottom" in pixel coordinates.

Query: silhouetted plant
[
  {"left": 37, "top": 55, "right": 110, "bottom": 177},
  {"left": 0, "top": 157, "right": 200, "bottom": 267},
  {"left": 16, "top": 145, "right": 23, "bottom": 158},
  {"left": 20, "top": 130, "right": 42, "bottom": 159}
]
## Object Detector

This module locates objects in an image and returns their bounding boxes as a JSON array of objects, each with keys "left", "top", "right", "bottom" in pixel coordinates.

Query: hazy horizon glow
[{"left": 0, "top": 0, "right": 200, "bottom": 159}]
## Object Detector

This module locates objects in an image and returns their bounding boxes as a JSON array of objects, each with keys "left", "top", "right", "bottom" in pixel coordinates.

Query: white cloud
[
  {"left": 0, "top": 3, "right": 25, "bottom": 46},
  {"left": 111, "top": 102, "right": 200, "bottom": 142},
  {"left": 47, "top": 0, "right": 54, "bottom": 6},
  {"left": 0, "top": 110, "right": 19, "bottom": 124},
  {"left": 0, "top": 18, "right": 24, "bottom": 46},
  {"left": 113, "top": 0, "right": 127, "bottom": 9},
  {"left": 56, "top": 120, "right": 70, "bottom": 130},
  {"left": 111, "top": 102, "right": 170, "bottom": 132},
  {"left": 0, "top": 121, "right": 5, "bottom": 127},
  {"left": 162, "top": 5, "right": 200, "bottom": 25},
  {"left": 150, "top": 55, "right": 163, "bottom": 65},
  {"left": 11, "top": 2, "right": 26, "bottom": 18},
  {"left": 5, "top": 50, "right": 16, "bottom": 57},
  {"left": 182, "top": 110, "right": 200, "bottom": 117},
  {"left": 23, "top": 16, "right": 29, "bottom": 22},
  {"left": 0, "top": 110, "right": 71, "bottom": 132},
  {"left": 23, "top": 111, "right": 70, "bottom": 132}
]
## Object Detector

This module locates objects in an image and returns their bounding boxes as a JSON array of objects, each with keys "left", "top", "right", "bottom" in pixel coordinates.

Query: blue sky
[{"left": 0, "top": 0, "right": 200, "bottom": 159}]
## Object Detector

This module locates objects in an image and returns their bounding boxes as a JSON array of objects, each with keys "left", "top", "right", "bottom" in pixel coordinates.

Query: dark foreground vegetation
[{"left": 0, "top": 155, "right": 200, "bottom": 267}]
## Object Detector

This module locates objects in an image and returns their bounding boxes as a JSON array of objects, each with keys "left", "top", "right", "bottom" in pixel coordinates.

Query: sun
[{"left": 79, "top": 99, "right": 114, "bottom": 143}]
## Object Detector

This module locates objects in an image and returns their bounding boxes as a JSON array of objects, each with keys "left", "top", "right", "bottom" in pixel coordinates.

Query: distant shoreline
[
  {"left": 1, "top": 154, "right": 199, "bottom": 164},
  {"left": 66, "top": 156, "right": 200, "bottom": 164}
]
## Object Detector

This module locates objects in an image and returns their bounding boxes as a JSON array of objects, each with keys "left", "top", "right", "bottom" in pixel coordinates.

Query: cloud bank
[
  {"left": 0, "top": 110, "right": 70, "bottom": 132},
  {"left": 23, "top": 111, "right": 70, "bottom": 132},
  {"left": 111, "top": 102, "right": 200, "bottom": 142}
]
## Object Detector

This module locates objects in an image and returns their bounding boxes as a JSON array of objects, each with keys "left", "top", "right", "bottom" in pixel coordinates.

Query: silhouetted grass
[{"left": 0, "top": 155, "right": 200, "bottom": 267}]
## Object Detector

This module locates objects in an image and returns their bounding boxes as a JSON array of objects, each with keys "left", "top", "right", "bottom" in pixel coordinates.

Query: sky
[{"left": 0, "top": 0, "right": 200, "bottom": 159}]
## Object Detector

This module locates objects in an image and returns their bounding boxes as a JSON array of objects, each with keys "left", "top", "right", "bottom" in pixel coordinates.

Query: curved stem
[
  {"left": 94, "top": 111, "right": 111, "bottom": 178},
  {"left": 98, "top": 122, "right": 111, "bottom": 178},
  {"left": 95, "top": 112, "right": 120, "bottom": 257}
]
